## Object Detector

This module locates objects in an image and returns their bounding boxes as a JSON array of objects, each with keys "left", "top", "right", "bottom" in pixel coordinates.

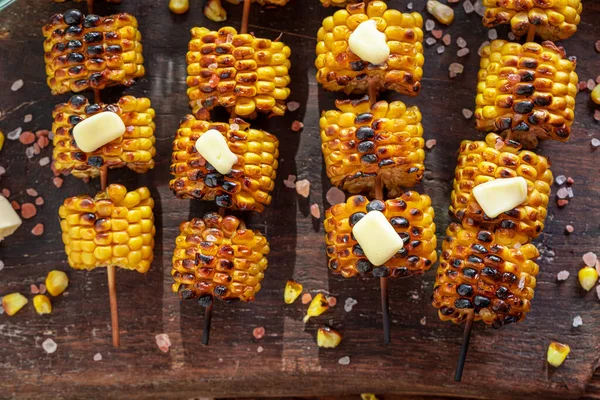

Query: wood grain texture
[{"left": 0, "top": 0, "right": 599, "bottom": 399}]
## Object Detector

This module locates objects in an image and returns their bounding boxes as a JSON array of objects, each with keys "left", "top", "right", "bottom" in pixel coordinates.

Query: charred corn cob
[
  {"left": 170, "top": 115, "right": 279, "bottom": 213},
  {"left": 432, "top": 223, "right": 540, "bottom": 327},
  {"left": 475, "top": 40, "right": 577, "bottom": 147},
  {"left": 58, "top": 184, "right": 155, "bottom": 273},
  {"left": 324, "top": 192, "right": 437, "bottom": 278},
  {"left": 321, "top": 0, "right": 381, "bottom": 6},
  {"left": 450, "top": 133, "right": 552, "bottom": 246},
  {"left": 316, "top": 1, "right": 424, "bottom": 96},
  {"left": 186, "top": 26, "right": 291, "bottom": 120},
  {"left": 321, "top": 96, "right": 424, "bottom": 195},
  {"left": 482, "top": 0, "right": 582, "bottom": 41},
  {"left": 52, "top": 94, "right": 156, "bottom": 179},
  {"left": 172, "top": 213, "right": 270, "bottom": 303},
  {"left": 42, "top": 9, "right": 144, "bottom": 95}
]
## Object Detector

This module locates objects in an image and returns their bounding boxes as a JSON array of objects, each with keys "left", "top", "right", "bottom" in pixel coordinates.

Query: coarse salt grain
[
  {"left": 462, "top": 109, "right": 473, "bottom": 119},
  {"left": 287, "top": 101, "right": 300, "bottom": 112},
  {"left": 425, "top": 139, "right": 437, "bottom": 149},
  {"left": 257, "top": 346, "right": 264, "bottom": 353},
  {"left": 474, "top": 0, "right": 485, "bottom": 16},
  {"left": 420, "top": 316, "right": 427, "bottom": 326},
  {"left": 556, "top": 187, "right": 569, "bottom": 199},
  {"left": 208, "top": 63, "right": 218, "bottom": 70},
  {"left": 555, "top": 175, "right": 567, "bottom": 185},
  {"left": 407, "top": 2, "right": 413, "bottom": 10},
  {"left": 567, "top": 187, "right": 574, "bottom": 198},
  {"left": 592, "top": 138, "right": 600, "bottom": 148},
  {"left": 567, "top": 177, "right": 574, "bottom": 185},
  {"left": 425, "top": 37, "right": 437, "bottom": 46},
  {"left": 327, "top": 296, "right": 337, "bottom": 307},
  {"left": 432, "top": 30, "right": 443, "bottom": 39},
  {"left": 587, "top": 79, "right": 596, "bottom": 90},
  {"left": 23, "top": 114, "right": 32, "bottom": 123},
  {"left": 310, "top": 203, "right": 320, "bottom": 219},
  {"left": 457, "top": 48, "right": 470, "bottom": 57},
  {"left": 437, "top": 46, "right": 445, "bottom": 54},
  {"left": 508, "top": 32, "right": 516, "bottom": 40},
  {"left": 557, "top": 270, "right": 569, "bottom": 281},
  {"left": 442, "top": 34, "right": 451, "bottom": 46},
  {"left": 31, "top": 284, "right": 39, "bottom": 294},
  {"left": 42, "top": 338, "right": 57, "bottom": 354},
  {"left": 338, "top": 356, "right": 350, "bottom": 365},
  {"left": 35, "top": 197, "right": 44, "bottom": 206},
  {"left": 457, "top": 37, "right": 467, "bottom": 48},
  {"left": 155, "top": 333, "right": 171, "bottom": 353},
  {"left": 93, "top": 353, "right": 102, "bottom": 361},
  {"left": 596, "top": 285, "right": 600, "bottom": 300},
  {"left": 301, "top": 293, "right": 312, "bottom": 304},
  {"left": 7, "top": 127, "right": 22, "bottom": 141},
  {"left": 26, "top": 188, "right": 38, "bottom": 197},
  {"left": 583, "top": 252, "right": 598, "bottom": 268},
  {"left": 25, "top": 147, "right": 35, "bottom": 159},
  {"left": 344, "top": 297, "right": 357, "bottom": 312},
  {"left": 579, "top": 81, "right": 588, "bottom": 91},
  {"left": 295, "top": 179, "right": 310, "bottom": 197},
  {"left": 573, "top": 316, "right": 583, "bottom": 327},
  {"left": 39, "top": 157, "right": 50, "bottom": 167},
  {"left": 253, "top": 327, "right": 265, "bottom": 340},
  {"left": 1, "top": 189, "right": 8, "bottom": 197},
  {"left": 488, "top": 29, "right": 498, "bottom": 40},
  {"left": 39, "top": 284, "right": 46, "bottom": 294},
  {"left": 463, "top": 0, "right": 474, "bottom": 13},
  {"left": 31, "top": 223, "right": 44, "bottom": 236},
  {"left": 557, "top": 199, "right": 569, "bottom": 207},
  {"left": 20, "top": 203, "right": 37, "bottom": 219},
  {"left": 291, "top": 120, "right": 304, "bottom": 132},
  {"left": 326, "top": 187, "right": 345, "bottom": 205},
  {"left": 0, "top": 167, "right": 5, "bottom": 177},
  {"left": 0, "top": 260, "right": 4, "bottom": 271},
  {"left": 565, "top": 225, "right": 574, "bottom": 233},
  {"left": 230, "top": 123, "right": 239, "bottom": 131},
  {"left": 11, "top": 79, "right": 23, "bottom": 92},
  {"left": 425, "top": 19, "right": 435, "bottom": 31},
  {"left": 53, "top": 177, "right": 64, "bottom": 188}
]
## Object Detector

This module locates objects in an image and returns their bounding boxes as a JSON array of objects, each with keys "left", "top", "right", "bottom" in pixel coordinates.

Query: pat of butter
[
  {"left": 352, "top": 210, "right": 403, "bottom": 266},
  {"left": 195, "top": 129, "right": 238, "bottom": 175},
  {"left": 348, "top": 20, "right": 390, "bottom": 65},
  {"left": 0, "top": 196, "right": 22, "bottom": 240},
  {"left": 73, "top": 111, "right": 126, "bottom": 153},
  {"left": 472, "top": 177, "right": 528, "bottom": 218}
]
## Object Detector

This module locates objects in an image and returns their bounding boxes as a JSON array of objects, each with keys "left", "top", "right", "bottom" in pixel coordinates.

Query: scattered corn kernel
[
  {"left": 33, "top": 294, "right": 52, "bottom": 315},
  {"left": 284, "top": 280, "right": 303, "bottom": 304},
  {"left": 303, "top": 293, "right": 329, "bottom": 322},
  {"left": 361, "top": 395, "right": 380, "bottom": 400},
  {"left": 169, "top": 0, "right": 189, "bottom": 14},
  {"left": 592, "top": 85, "right": 600, "bottom": 105},
  {"left": 427, "top": 0, "right": 454, "bottom": 25},
  {"left": 547, "top": 341, "right": 570, "bottom": 367},
  {"left": 2, "top": 292, "right": 28, "bottom": 316},
  {"left": 317, "top": 326, "right": 342, "bottom": 348},
  {"left": 45, "top": 270, "right": 69, "bottom": 296},
  {"left": 0, "top": 130, "right": 4, "bottom": 152},
  {"left": 204, "top": 0, "right": 227, "bottom": 22},
  {"left": 578, "top": 266, "right": 598, "bottom": 291}
]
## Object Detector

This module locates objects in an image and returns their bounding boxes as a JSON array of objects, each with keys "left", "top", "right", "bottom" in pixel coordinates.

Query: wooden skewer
[
  {"left": 241, "top": 0, "right": 251, "bottom": 35},
  {"left": 87, "top": 0, "right": 94, "bottom": 14},
  {"left": 201, "top": 300, "right": 214, "bottom": 345},
  {"left": 454, "top": 309, "right": 475, "bottom": 382},
  {"left": 526, "top": 24, "right": 535, "bottom": 43}
]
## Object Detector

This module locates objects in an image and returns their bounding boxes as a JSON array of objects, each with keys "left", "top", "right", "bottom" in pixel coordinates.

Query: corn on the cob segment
[
  {"left": 59, "top": 184, "right": 155, "bottom": 273},
  {"left": 52, "top": 94, "right": 156, "bottom": 179},
  {"left": 475, "top": 40, "right": 577, "bottom": 147},
  {"left": 450, "top": 133, "right": 552, "bottom": 246},
  {"left": 321, "top": 96, "right": 424, "bottom": 195},
  {"left": 316, "top": 1, "right": 424, "bottom": 96},
  {"left": 225, "top": 0, "right": 290, "bottom": 5},
  {"left": 324, "top": 193, "right": 437, "bottom": 278},
  {"left": 186, "top": 26, "right": 291, "bottom": 120},
  {"left": 42, "top": 10, "right": 144, "bottom": 95},
  {"left": 432, "top": 223, "right": 540, "bottom": 326},
  {"left": 321, "top": 0, "right": 383, "bottom": 6},
  {"left": 172, "top": 213, "right": 270, "bottom": 303},
  {"left": 170, "top": 115, "right": 279, "bottom": 212},
  {"left": 482, "top": 0, "right": 582, "bottom": 41}
]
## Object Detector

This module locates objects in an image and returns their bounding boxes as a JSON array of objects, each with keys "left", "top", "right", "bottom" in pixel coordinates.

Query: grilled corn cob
[
  {"left": 58, "top": 184, "right": 155, "bottom": 273},
  {"left": 42, "top": 9, "right": 144, "bottom": 95},
  {"left": 321, "top": 0, "right": 382, "bottom": 7},
  {"left": 225, "top": 0, "right": 290, "bottom": 5},
  {"left": 324, "top": 192, "right": 437, "bottom": 278},
  {"left": 170, "top": 115, "right": 279, "bottom": 213},
  {"left": 475, "top": 40, "right": 577, "bottom": 147},
  {"left": 316, "top": 1, "right": 424, "bottom": 96},
  {"left": 321, "top": 96, "right": 424, "bottom": 195},
  {"left": 450, "top": 133, "right": 552, "bottom": 246},
  {"left": 52, "top": 94, "right": 156, "bottom": 179},
  {"left": 432, "top": 223, "right": 540, "bottom": 326},
  {"left": 172, "top": 213, "right": 270, "bottom": 303},
  {"left": 187, "top": 26, "right": 291, "bottom": 120},
  {"left": 482, "top": 0, "right": 582, "bottom": 41}
]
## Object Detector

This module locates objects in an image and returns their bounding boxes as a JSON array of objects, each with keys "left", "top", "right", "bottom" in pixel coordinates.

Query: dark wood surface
[{"left": 0, "top": 0, "right": 599, "bottom": 399}]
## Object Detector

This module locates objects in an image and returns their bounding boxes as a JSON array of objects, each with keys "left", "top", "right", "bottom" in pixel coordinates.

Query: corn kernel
[
  {"left": 46, "top": 270, "right": 69, "bottom": 296},
  {"left": 303, "top": 293, "right": 329, "bottom": 323},
  {"left": 547, "top": 341, "right": 570, "bottom": 367},
  {"left": 204, "top": 0, "right": 227, "bottom": 22},
  {"left": 426, "top": 1, "right": 454, "bottom": 25},
  {"left": 169, "top": 0, "right": 189, "bottom": 14},
  {"left": 361, "top": 395, "right": 380, "bottom": 400},
  {"left": 284, "top": 280, "right": 303, "bottom": 304},
  {"left": 592, "top": 85, "right": 600, "bottom": 105},
  {"left": 0, "top": 131, "right": 4, "bottom": 152},
  {"left": 2, "top": 293, "right": 28, "bottom": 316},
  {"left": 33, "top": 295, "right": 52, "bottom": 315},
  {"left": 317, "top": 326, "right": 342, "bottom": 348},
  {"left": 578, "top": 266, "right": 598, "bottom": 291}
]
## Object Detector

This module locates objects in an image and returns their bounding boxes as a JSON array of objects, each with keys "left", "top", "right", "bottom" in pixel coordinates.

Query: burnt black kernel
[
  {"left": 352, "top": 195, "right": 367, "bottom": 206},
  {"left": 515, "top": 84, "right": 535, "bottom": 96},
  {"left": 556, "top": 126, "right": 570, "bottom": 138},
  {"left": 357, "top": 141, "right": 375, "bottom": 153},
  {"left": 378, "top": 159, "right": 394, "bottom": 167},
  {"left": 399, "top": 232, "right": 410, "bottom": 244},
  {"left": 352, "top": 244, "right": 364, "bottom": 256},
  {"left": 462, "top": 268, "right": 477, "bottom": 278},
  {"left": 454, "top": 298, "right": 473, "bottom": 309},
  {"left": 356, "top": 259, "right": 373, "bottom": 273},
  {"left": 504, "top": 315, "right": 519, "bottom": 325},
  {"left": 392, "top": 267, "right": 409, "bottom": 277},
  {"left": 86, "top": 45, "right": 104, "bottom": 56},
  {"left": 87, "top": 156, "right": 103, "bottom": 167},
  {"left": 500, "top": 219, "right": 517, "bottom": 229},
  {"left": 446, "top": 269, "right": 458, "bottom": 278},
  {"left": 468, "top": 255, "right": 483, "bottom": 264},
  {"left": 63, "top": 9, "right": 84, "bottom": 25},
  {"left": 66, "top": 52, "right": 85, "bottom": 63},
  {"left": 85, "top": 104, "right": 101, "bottom": 114},
  {"left": 457, "top": 283, "right": 473, "bottom": 296},
  {"left": 224, "top": 297, "right": 240, "bottom": 304},
  {"left": 407, "top": 255, "right": 420, "bottom": 265},
  {"left": 372, "top": 266, "right": 390, "bottom": 278},
  {"left": 366, "top": 199, "right": 385, "bottom": 212},
  {"left": 205, "top": 173, "right": 223, "bottom": 188},
  {"left": 89, "top": 73, "right": 104, "bottom": 85},
  {"left": 473, "top": 295, "right": 491, "bottom": 308},
  {"left": 514, "top": 101, "right": 534, "bottom": 114},
  {"left": 495, "top": 117, "right": 512, "bottom": 131},
  {"left": 84, "top": 32, "right": 103, "bottom": 43},
  {"left": 487, "top": 254, "right": 503, "bottom": 264},
  {"left": 73, "top": 152, "right": 87, "bottom": 162},
  {"left": 328, "top": 259, "right": 338, "bottom": 271},
  {"left": 105, "top": 104, "right": 118, "bottom": 113},
  {"left": 496, "top": 286, "right": 509, "bottom": 299},
  {"left": 408, "top": 167, "right": 419, "bottom": 174},
  {"left": 411, "top": 227, "right": 422, "bottom": 236},
  {"left": 196, "top": 253, "right": 213, "bottom": 264},
  {"left": 513, "top": 121, "right": 530, "bottom": 131},
  {"left": 410, "top": 240, "right": 421, "bottom": 248},
  {"left": 534, "top": 95, "right": 552, "bottom": 106},
  {"left": 522, "top": 59, "right": 538, "bottom": 69},
  {"left": 361, "top": 154, "right": 378, "bottom": 164},
  {"left": 440, "top": 306, "right": 455, "bottom": 316},
  {"left": 502, "top": 272, "right": 517, "bottom": 283},
  {"left": 54, "top": 43, "right": 66, "bottom": 52},
  {"left": 215, "top": 194, "right": 233, "bottom": 208},
  {"left": 67, "top": 40, "right": 82, "bottom": 50},
  {"left": 355, "top": 113, "right": 373, "bottom": 124},
  {"left": 397, "top": 247, "right": 408, "bottom": 257},
  {"left": 215, "top": 46, "right": 229, "bottom": 54},
  {"left": 390, "top": 216, "right": 409, "bottom": 228},
  {"left": 83, "top": 14, "right": 101, "bottom": 28},
  {"left": 477, "top": 231, "right": 493, "bottom": 242},
  {"left": 356, "top": 126, "right": 375, "bottom": 140},
  {"left": 68, "top": 115, "right": 83, "bottom": 125},
  {"left": 65, "top": 25, "right": 82, "bottom": 36},
  {"left": 452, "top": 259, "right": 463, "bottom": 268},
  {"left": 106, "top": 45, "right": 123, "bottom": 54},
  {"left": 198, "top": 295, "right": 213, "bottom": 307},
  {"left": 214, "top": 285, "right": 227, "bottom": 296},
  {"left": 205, "top": 162, "right": 216, "bottom": 172},
  {"left": 70, "top": 95, "right": 87, "bottom": 107},
  {"left": 519, "top": 70, "right": 535, "bottom": 82},
  {"left": 482, "top": 266, "right": 498, "bottom": 277},
  {"left": 471, "top": 243, "right": 487, "bottom": 254},
  {"left": 349, "top": 212, "right": 366, "bottom": 226},
  {"left": 221, "top": 180, "right": 237, "bottom": 192},
  {"left": 528, "top": 113, "right": 543, "bottom": 125},
  {"left": 350, "top": 60, "right": 367, "bottom": 71},
  {"left": 180, "top": 289, "right": 195, "bottom": 300},
  {"left": 53, "top": 29, "right": 64, "bottom": 37}
]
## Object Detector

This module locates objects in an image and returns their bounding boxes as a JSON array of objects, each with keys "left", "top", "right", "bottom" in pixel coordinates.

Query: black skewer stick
[
  {"left": 202, "top": 301, "right": 214, "bottom": 345},
  {"left": 454, "top": 310, "right": 474, "bottom": 382}
]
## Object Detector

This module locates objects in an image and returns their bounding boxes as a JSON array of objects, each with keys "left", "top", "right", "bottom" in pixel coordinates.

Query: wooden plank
[{"left": 0, "top": 0, "right": 599, "bottom": 399}]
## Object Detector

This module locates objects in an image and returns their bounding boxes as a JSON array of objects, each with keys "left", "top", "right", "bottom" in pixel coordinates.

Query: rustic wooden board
[{"left": 0, "top": 0, "right": 599, "bottom": 399}]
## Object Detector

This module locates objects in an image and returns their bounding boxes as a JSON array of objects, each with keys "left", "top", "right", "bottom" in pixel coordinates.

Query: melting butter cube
[
  {"left": 348, "top": 20, "right": 390, "bottom": 65},
  {"left": 0, "top": 195, "right": 22, "bottom": 240},
  {"left": 72, "top": 111, "right": 126, "bottom": 153},
  {"left": 472, "top": 177, "right": 528, "bottom": 218},
  {"left": 352, "top": 211, "right": 403, "bottom": 266},
  {"left": 195, "top": 129, "right": 238, "bottom": 175}
]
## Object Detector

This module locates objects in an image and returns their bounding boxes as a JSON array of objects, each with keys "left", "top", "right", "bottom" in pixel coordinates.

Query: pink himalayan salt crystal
[
  {"left": 326, "top": 187, "right": 345, "bottom": 206},
  {"left": 425, "top": 139, "right": 437, "bottom": 149},
  {"left": 556, "top": 270, "right": 570, "bottom": 281},
  {"left": 283, "top": 174, "right": 297, "bottom": 188},
  {"left": 39, "top": 283, "right": 47, "bottom": 294},
  {"left": 587, "top": 79, "right": 596, "bottom": 90},
  {"left": 295, "top": 179, "right": 310, "bottom": 198},
  {"left": 155, "top": 333, "right": 171, "bottom": 353},
  {"left": 583, "top": 252, "right": 598, "bottom": 267},
  {"left": 442, "top": 34, "right": 451, "bottom": 46},
  {"left": 31, "top": 284, "right": 40, "bottom": 294},
  {"left": 565, "top": 225, "right": 574, "bottom": 233},
  {"left": 310, "top": 203, "right": 321, "bottom": 219},
  {"left": 301, "top": 293, "right": 312, "bottom": 304},
  {"left": 327, "top": 296, "right": 337, "bottom": 307},
  {"left": 432, "top": 30, "right": 443, "bottom": 39},
  {"left": 287, "top": 101, "right": 300, "bottom": 112},
  {"left": 26, "top": 188, "right": 38, "bottom": 197},
  {"left": 253, "top": 327, "right": 265, "bottom": 340},
  {"left": 578, "top": 81, "right": 588, "bottom": 91},
  {"left": 462, "top": 109, "right": 473, "bottom": 119}
]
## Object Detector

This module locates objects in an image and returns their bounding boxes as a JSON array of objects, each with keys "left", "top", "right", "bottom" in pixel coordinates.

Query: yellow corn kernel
[
  {"left": 46, "top": 270, "right": 69, "bottom": 296},
  {"left": 361, "top": 395, "right": 380, "bottom": 400},
  {"left": 33, "top": 295, "right": 52, "bottom": 315},
  {"left": 426, "top": 0, "right": 454, "bottom": 25},
  {"left": 284, "top": 280, "right": 303, "bottom": 304},
  {"left": 2, "top": 293, "right": 28, "bottom": 316},
  {"left": 0, "top": 131, "right": 4, "bottom": 152},
  {"left": 169, "top": 0, "right": 189, "bottom": 14},
  {"left": 317, "top": 326, "right": 342, "bottom": 348},
  {"left": 592, "top": 85, "right": 600, "bottom": 105},
  {"left": 204, "top": 0, "right": 227, "bottom": 22},
  {"left": 547, "top": 341, "right": 570, "bottom": 367},
  {"left": 578, "top": 266, "right": 598, "bottom": 291},
  {"left": 303, "top": 293, "right": 329, "bottom": 322}
]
